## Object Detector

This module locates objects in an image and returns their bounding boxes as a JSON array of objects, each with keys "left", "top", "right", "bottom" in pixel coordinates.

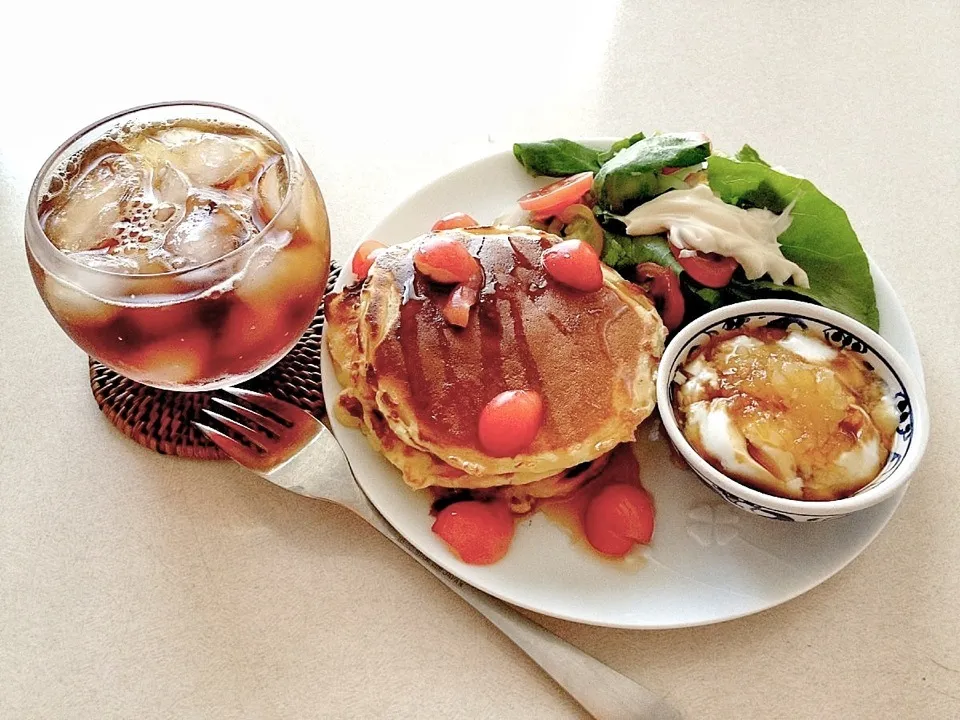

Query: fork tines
[{"left": 194, "top": 388, "right": 320, "bottom": 469}]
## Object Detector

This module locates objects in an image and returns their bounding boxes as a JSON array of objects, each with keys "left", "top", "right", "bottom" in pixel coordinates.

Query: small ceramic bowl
[{"left": 655, "top": 299, "right": 929, "bottom": 521}]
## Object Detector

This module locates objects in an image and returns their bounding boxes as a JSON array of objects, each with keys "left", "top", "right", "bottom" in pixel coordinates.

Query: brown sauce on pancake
[{"left": 370, "top": 230, "right": 653, "bottom": 453}]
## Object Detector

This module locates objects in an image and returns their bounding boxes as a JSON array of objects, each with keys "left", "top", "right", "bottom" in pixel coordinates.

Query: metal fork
[{"left": 195, "top": 387, "right": 679, "bottom": 720}]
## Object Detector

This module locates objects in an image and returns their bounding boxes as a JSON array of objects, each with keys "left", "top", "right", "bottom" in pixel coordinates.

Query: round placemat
[{"left": 90, "top": 261, "right": 341, "bottom": 459}]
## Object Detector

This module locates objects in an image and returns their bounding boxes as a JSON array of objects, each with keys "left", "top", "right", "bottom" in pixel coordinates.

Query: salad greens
[
  {"left": 511, "top": 133, "right": 880, "bottom": 331},
  {"left": 593, "top": 133, "right": 712, "bottom": 213},
  {"left": 513, "top": 133, "right": 649, "bottom": 177},
  {"left": 601, "top": 232, "right": 680, "bottom": 273},
  {"left": 707, "top": 152, "right": 879, "bottom": 330},
  {"left": 512, "top": 139, "right": 603, "bottom": 176},
  {"left": 733, "top": 144, "right": 769, "bottom": 166},
  {"left": 597, "top": 132, "right": 646, "bottom": 164}
]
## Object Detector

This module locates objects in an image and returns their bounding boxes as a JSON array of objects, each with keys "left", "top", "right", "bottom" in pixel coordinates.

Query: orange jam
[{"left": 672, "top": 326, "right": 898, "bottom": 501}]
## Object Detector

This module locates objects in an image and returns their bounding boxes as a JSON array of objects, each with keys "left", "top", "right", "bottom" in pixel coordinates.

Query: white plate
[{"left": 320, "top": 140, "right": 924, "bottom": 629}]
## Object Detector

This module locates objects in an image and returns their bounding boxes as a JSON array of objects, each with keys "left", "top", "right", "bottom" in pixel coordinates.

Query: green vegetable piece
[
  {"left": 734, "top": 144, "right": 770, "bottom": 166},
  {"left": 597, "top": 132, "right": 645, "bottom": 164},
  {"left": 600, "top": 231, "right": 682, "bottom": 274},
  {"left": 684, "top": 282, "right": 727, "bottom": 315},
  {"left": 594, "top": 133, "right": 712, "bottom": 213},
  {"left": 707, "top": 154, "right": 879, "bottom": 330},
  {"left": 512, "top": 139, "right": 601, "bottom": 177}
]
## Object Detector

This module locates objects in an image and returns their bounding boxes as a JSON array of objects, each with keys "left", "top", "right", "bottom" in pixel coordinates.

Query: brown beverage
[{"left": 25, "top": 102, "right": 331, "bottom": 390}]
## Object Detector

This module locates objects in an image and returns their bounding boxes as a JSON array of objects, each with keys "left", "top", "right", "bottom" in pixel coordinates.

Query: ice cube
[
  {"left": 163, "top": 196, "right": 250, "bottom": 268},
  {"left": 149, "top": 128, "right": 261, "bottom": 188},
  {"left": 43, "top": 274, "right": 120, "bottom": 328},
  {"left": 71, "top": 247, "right": 173, "bottom": 275},
  {"left": 235, "top": 241, "right": 325, "bottom": 312},
  {"left": 219, "top": 298, "right": 285, "bottom": 367},
  {"left": 43, "top": 155, "right": 145, "bottom": 252},
  {"left": 297, "top": 171, "right": 330, "bottom": 249},
  {"left": 254, "top": 157, "right": 287, "bottom": 226},
  {"left": 152, "top": 162, "right": 190, "bottom": 207},
  {"left": 127, "top": 329, "right": 210, "bottom": 388}
]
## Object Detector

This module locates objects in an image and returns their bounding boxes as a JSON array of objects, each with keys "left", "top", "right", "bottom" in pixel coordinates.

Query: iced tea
[{"left": 25, "top": 102, "right": 331, "bottom": 390}]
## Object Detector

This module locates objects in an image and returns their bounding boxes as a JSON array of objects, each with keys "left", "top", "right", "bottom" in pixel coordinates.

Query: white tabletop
[{"left": 2, "top": 2, "right": 958, "bottom": 718}]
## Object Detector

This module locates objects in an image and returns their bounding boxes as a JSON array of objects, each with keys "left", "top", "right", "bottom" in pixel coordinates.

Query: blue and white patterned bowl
[{"left": 655, "top": 299, "right": 929, "bottom": 521}]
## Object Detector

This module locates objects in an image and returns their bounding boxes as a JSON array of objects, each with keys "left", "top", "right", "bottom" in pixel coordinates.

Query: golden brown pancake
[
  {"left": 326, "top": 226, "right": 665, "bottom": 488},
  {"left": 326, "top": 281, "right": 562, "bottom": 490}
]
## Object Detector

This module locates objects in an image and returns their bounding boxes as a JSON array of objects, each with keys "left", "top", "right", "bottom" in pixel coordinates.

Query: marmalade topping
[{"left": 673, "top": 326, "right": 898, "bottom": 501}]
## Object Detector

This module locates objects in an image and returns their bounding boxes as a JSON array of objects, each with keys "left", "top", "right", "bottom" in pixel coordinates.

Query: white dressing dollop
[{"left": 619, "top": 185, "right": 809, "bottom": 287}]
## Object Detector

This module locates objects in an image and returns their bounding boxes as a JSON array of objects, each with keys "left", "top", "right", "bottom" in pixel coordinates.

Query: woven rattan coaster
[{"left": 89, "top": 261, "right": 342, "bottom": 459}]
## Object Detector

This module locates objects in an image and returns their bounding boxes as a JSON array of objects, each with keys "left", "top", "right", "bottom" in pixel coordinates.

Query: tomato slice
[
  {"left": 431, "top": 212, "right": 478, "bottom": 232},
  {"left": 441, "top": 270, "right": 482, "bottom": 328},
  {"left": 351, "top": 240, "right": 386, "bottom": 281},
  {"left": 432, "top": 500, "right": 515, "bottom": 565},
  {"left": 414, "top": 237, "right": 479, "bottom": 285},
  {"left": 669, "top": 244, "right": 738, "bottom": 288},
  {"left": 517, "top": 172, "right": 594, "bottom": 219},
  {"left": 634, "top": 262, "right": 685, "bottom": 331},
  {"left": 584, "top": 483, "right": 655, "bottom": 557}
]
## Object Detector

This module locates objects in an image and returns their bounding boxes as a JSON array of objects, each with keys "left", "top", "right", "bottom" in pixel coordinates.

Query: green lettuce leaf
[
  {"left": 512, "top": 139, "right": 602, "bottom": 176},
  {"left": 733, "top": 144, "right": 770, "bottom": 166},
  {"left": 597, "top": 132, "right": 646, "bottom": 164},
  {"left": 513, "top": 133, "right": 649, "bottom": 177},
  {"left": 707, "top": 152, "right": 879, "bottom": 330},
  {"left": 601, "top": 231, "right": 682, "bottom": 272},
  {"left": 593, "top": 133, "right": 712, "bottom": 213}
]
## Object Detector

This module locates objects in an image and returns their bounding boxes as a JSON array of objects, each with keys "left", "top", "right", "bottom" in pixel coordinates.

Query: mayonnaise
[{"left": 619, "top": 184, "right": 809, "bottom": 287}]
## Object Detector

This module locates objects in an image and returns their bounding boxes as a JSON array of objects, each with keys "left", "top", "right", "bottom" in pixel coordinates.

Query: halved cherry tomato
[
  {"left": 414, "top": 237, "right": 479, "bottom": 284},
  {"left": 351, "top": 240, "right": 386, "bottom": 281},
  {"left": 478, "top": 390, "right": 544, "bottom": 457},
  {"left": 442, "top": 270, "right": 481, "bottom": 327},
  {"left": 557, "top": 204, "right": 604, "bottom": 255},
  {"left": 431, "top": 212, "right": 478, "bottom": 232},
  {"left": 432, "top": 500, "right": 515, "bottom": 565},
  {"left": 517, "top": 171, "right": 594, "bottom": 219},
  {"left": 542, "top": 239, "right": 603, "bottom": 292},
  {"left": 584, "top": 483, "right": 655, "bottom": 557},
  {"left": 634, "top": 262, "right": 685, "bottom": 331},
  {"left": 669, "top": 244, "right": 739, "bottom": 288}
]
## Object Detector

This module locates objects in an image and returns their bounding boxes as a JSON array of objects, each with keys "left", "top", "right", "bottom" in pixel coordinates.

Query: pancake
[
  {"left": 326, "top": 225, "right": 665, "bottom": 488},
  {"left": 356, "top": 226, "right": 665, "bottom": 477},
  {"left": 326, "top": 281, "right": 562, "bottom": 490}
]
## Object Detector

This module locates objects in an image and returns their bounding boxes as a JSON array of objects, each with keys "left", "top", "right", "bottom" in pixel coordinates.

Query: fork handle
[{"left": 355, "top": 506, "right": 680, "bottom": 720}]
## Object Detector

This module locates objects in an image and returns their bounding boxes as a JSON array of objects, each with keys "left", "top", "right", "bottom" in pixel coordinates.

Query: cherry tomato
[
  {"left": 432, "top": 500, "right": 515, "bottom": 565},
  {"left": 414, "top": 236, "right": 479, "bottom": 285},
  {"left": 351, "top": 240, "right": 386, "bottom": 281},
  {"left": 557, "top": 203, "right": 604, "bottom": 255},
  {"left": 669, "top": 244, "right": 739, "bottom": 288},
  {"left": 542, "top": 239, "right": 603, "bottom": 292},
  {"left": 517, "top": 171, "right": 594, "bottom": 219},
  {"left": 634, "top": 262, "right": 685, "bottom": 331},
  {"left": 442, "top": 271, "right": 481, "bottom": 327},
  {"left": 478, "top": 390, "right": 544, "bottom": 457},
  {"left": 431, "top": 212, "right": 478, "bottom": 232},
  {"left": 583, "top": 483, "right": 655, "bottom": 557}
]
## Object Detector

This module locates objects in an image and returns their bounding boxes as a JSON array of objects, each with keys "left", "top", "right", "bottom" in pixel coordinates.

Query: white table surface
[{"left": 2, "top": 2, "right": 958, "bottom": 718}]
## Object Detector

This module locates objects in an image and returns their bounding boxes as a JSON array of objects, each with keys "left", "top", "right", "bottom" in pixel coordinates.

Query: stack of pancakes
[{"left": 325, "top": 226, "right": 665, "bottom": 508}]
